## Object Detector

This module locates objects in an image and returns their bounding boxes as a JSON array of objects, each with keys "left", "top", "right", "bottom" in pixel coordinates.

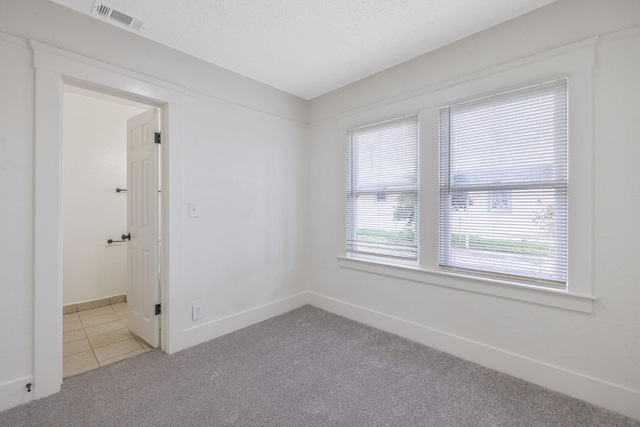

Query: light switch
[{"left": 188, "top": 203, "right": 200, "bottom": 218}]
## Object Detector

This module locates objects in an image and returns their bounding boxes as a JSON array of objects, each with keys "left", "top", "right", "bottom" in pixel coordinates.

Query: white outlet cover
[{"left": 192, "top": 304, "right": 202, "bottom": 321}]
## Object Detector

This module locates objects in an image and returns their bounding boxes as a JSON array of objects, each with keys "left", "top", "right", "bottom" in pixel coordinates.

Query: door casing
[{"left": 33, "top": 41, "right": 185, "bottom": 399}]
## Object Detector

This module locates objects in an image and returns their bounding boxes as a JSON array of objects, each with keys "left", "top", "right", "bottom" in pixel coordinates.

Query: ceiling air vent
[{"left": 92, "top": 1, "right": 144, "bottom": 32}]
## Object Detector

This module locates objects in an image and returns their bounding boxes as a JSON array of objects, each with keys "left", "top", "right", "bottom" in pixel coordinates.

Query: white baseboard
[
  {"left": 307, "top": 291, "right": 640, "bottom": 421},
  {"left": 0, "top": 376, "right": 34, "bottom": 412},
  {"left": 181, "top": 292, "right": 308, "bottom": 349}
]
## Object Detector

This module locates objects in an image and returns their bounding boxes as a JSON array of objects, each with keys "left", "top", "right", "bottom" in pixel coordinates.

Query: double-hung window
[
  {"left": 346, "top": 115, "right": 419, "bottom": 261},
  {"left": 439, "top": 79, "right": 568, "bottom": 288}
]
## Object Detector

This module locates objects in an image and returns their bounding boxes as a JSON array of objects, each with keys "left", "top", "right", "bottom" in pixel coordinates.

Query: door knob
[{"left": 122, "top": 233, "right": 131, "bottom": 241}]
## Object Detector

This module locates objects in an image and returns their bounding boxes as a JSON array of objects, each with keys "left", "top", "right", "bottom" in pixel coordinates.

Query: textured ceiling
[{"left": 50, "top": 0, "right": 556, "bottom": 99}]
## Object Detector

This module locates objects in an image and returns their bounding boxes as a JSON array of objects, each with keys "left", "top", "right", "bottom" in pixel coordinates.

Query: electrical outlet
[{"left": 192, "top": 304, "right": 202, "bottom": 321}]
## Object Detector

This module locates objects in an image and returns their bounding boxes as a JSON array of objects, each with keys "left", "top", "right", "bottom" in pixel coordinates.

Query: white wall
[
  {"left": 179, "top": 95, "right": 309, "bottom": 347},
  {"left": 0, "top": 0, "right": 308, "bottom": 410},
  {"left": 62, "top": 91, "right": 146, "bottom": 305},
  {"left": 307, "top": 0, "right": 640, "bottom": 419}
]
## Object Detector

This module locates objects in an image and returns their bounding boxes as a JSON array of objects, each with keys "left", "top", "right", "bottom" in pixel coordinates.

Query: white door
[{"left": 126, "top": 108, "right": 160, "bottom": 347}]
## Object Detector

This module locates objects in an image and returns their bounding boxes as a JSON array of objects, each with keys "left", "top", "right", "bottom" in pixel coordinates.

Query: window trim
[
  {"left": 337, "top": 255, "right": 596, "bottom": 313},
  {"left": 337, "top": 37, "right": 596, "bottom": 313}
]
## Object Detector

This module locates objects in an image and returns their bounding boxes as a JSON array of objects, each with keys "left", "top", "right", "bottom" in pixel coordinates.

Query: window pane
[
  {"left": 348, "top": 192, "right": 418, "bottom": 259},
  {"left": 443, "top": 188, "right": 566, "bottom": 283},
  {"left": 449, "top": 83, "right": 567, "bottom": 187},
  {"left": 353, "top": 123, "right": 418, "bottom": 191}
]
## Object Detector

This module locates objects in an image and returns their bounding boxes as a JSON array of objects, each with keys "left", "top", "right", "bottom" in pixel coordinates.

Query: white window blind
[
  {"left": 347, "top": 115, "right": 419, "bottom": 260},
  {"left": 439, "top": 79, "right": 568, "bottom": 288}
]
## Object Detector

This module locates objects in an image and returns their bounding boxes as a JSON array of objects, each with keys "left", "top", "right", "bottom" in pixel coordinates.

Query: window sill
[{"left": 337, "top": 256, "right": 596, "bottom": 313}]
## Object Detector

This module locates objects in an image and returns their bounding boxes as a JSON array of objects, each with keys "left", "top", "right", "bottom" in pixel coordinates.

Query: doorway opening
[
  {"left": 61, "top": 85, "right": 161, "bottom": 377},
  {"left": 33, "top": 42, "right": 184, "bottom": 398}
]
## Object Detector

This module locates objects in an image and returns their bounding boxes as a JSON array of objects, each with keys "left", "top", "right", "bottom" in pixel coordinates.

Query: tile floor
[{"left": 63, "top": 302, "right": 154, "bottom": 377}]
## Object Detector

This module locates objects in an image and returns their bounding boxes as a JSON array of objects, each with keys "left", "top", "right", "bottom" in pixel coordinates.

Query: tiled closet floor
[{"left": 62, "top": 302, "right": 154, "bottom": 377}]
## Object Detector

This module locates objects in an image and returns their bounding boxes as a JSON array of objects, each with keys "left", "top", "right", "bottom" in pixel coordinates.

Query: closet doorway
[{"left": 61, "top": 85, "right": 161, "bottom": 377}]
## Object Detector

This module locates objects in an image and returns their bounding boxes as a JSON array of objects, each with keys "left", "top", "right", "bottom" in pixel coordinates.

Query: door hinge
[
  {"left": 155, "top": 303, "right": 161, "bottom": 315},
  {"left": 154, "top": 132, "right": 161, "bottom": 144}
]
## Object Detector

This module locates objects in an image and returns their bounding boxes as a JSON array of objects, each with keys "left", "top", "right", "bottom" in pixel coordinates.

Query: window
[
  {"left": 347, "top": 115, "right": 419, "bottom": 261},
  {"left": 339, "top": 44, "right": 596, "bottom": 311},
  {"left": 439, "top": 79, "right": 568, "bottom": 288}
]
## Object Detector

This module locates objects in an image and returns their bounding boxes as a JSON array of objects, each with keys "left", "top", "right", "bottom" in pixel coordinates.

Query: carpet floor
[{"left": 1, "top": 305, "right": 638, "bottom": 426}]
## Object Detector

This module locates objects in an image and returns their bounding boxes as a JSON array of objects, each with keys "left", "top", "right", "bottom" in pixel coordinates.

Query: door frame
[{"left": 33, "top": 41, "right": 185, "bottom": 399}]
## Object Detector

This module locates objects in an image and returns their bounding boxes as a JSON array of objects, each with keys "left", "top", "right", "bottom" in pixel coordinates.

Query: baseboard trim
[
  {"left": 63, "top": 294, "right": 127, "bottom": 314},
  {"left": 307, "top": 291, "right": 640, "bottom": 421},
  {"left": 181, "top": 292, "right": 308, "bottom": 349},
  {"left": 0, "top": 376, "right": 34, "bottom": 412}
]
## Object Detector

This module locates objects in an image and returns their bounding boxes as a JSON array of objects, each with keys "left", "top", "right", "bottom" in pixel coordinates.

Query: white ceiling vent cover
[{"left": 92, "top": 1, "right": 144, "bottom": 31}]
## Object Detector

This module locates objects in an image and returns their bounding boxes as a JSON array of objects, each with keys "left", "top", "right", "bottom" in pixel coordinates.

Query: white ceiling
[{"left": 50, "top": 0, "right": 556, "bottom": 100}]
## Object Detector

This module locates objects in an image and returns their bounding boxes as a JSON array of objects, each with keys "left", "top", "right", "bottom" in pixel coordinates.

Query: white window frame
[
  {"left": 338, "top": 38, "right": 597, "bottom": 313},
  {"left": 438, "top": 78, "right": 569, "bottom": 288}
]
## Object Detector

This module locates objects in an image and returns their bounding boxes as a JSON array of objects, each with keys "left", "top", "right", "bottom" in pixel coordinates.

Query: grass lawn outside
[{"left": 451, "top": 233, "right": 550, "bottom": 255}]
